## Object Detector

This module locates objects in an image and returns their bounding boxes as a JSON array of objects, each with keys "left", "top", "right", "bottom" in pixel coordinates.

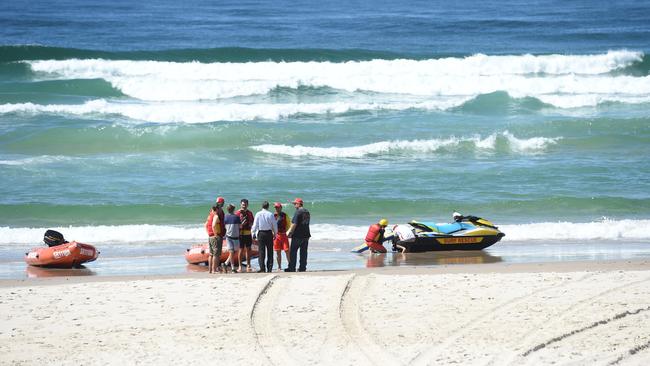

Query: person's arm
[
  {"left": 251, "top": 212, "right": 259, "bottom": 240},
  {"left": 269, "top": 214, "right": 278, "bottom": 239},
  {"left": 287, "top": 210, "right": 300, "bottom": 237},
  {"left": 285, "top": 215, "right": 291, "bottom": 232},
  {"left": 286, "top": 223, "right": 296, "bottom": 237}
]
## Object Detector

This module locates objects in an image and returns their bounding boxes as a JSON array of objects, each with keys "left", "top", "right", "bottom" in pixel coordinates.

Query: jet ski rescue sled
[{"left": 397, "top": 216, "right": 505, "bottom": 252}]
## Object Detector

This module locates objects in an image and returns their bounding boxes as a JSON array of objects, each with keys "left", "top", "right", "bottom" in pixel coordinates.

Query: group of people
[
  {"left": 205, "top": 197, "right": 311, "bottom": 274},
  {"left": 364, "top": 219, "right": 416, "bottom": 253}
]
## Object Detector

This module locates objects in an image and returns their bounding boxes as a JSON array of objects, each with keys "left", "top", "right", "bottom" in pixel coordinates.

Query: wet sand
[
  {"left": 1, "top": 259, "right": 649, "bottom": 365},
  {"left": 3, "top": 239, "right": 650, "bottom": 280}
]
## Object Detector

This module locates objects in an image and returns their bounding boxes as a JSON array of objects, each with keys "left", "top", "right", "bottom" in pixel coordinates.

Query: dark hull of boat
[{"left": 398, "top": 233, "right": 504, "bottom": 252}]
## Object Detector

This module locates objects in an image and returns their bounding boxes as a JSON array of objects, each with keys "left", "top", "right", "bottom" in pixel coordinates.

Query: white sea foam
[
  {"left": 2, "top": 219, "right": 648, "bottom": 246},
  {"left": 251, "top": 132, "right": 561, "bottom": 158},
  {"left": 24, "top": 51, "right": 649, "bottom": 105},
  {"left": 0, "top": 99, "right": 467, "bottom": 123},
  {"left": 500, "top": 219, "right": 650, "bottom": 241},
  {"left": 0, "top": 224, "right": 367, "bottom": 245},
  {"left": 0, "top": 155, "right": 73, "bottom": 166}
]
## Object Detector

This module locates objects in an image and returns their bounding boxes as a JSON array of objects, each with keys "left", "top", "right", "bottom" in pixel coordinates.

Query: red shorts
[
  {"left": 366, "top": 241, "right": 387, "bottom": 253},
  {"left": 274, "top": 233, "right": 289, "bottom": 251}
]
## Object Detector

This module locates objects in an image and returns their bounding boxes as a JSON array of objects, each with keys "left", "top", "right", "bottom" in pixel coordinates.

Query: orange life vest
[
  {"left": 205, "top": 210, "right": 215, "bottom": 237},
  {"left": 215, "top": 207, "right": 225, "bottom": 236},
  {"left": 365, "top": 223, "right": 384, "bottom": 243}
]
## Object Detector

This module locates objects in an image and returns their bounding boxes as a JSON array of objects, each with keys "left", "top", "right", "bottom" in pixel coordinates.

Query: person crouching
[{"left": 365, "top": 219, "right": 389, "bottom": 253}]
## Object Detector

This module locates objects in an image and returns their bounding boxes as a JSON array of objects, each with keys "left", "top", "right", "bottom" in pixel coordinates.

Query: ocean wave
[
  {"left": 0, "top": 99, "right": 469, "bottom": 123},
  {"left": 23, "top": 51, "right": 649, "bottom": 103},
  {"left": 251, "top": 132, "right": 561, "bottom": 158},
  {"left": 2, "top": 219, "right": 649, "bottom": 245},
  {"left": 0, "top": 155, "right": 74, "bottom": 166},
  {"left": 500, "top": 219, "right": 650, "bottom": 241},
  {"left": 0, "top": 224, "right": 368, "bottom": 245},
  {"left": 2, "top": 93, "right": 649, "bottom": 123}
]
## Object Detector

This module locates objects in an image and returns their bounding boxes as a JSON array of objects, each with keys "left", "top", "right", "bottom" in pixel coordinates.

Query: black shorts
[{"left": 239, "top": 234, "right": 253, "bottom": 248}]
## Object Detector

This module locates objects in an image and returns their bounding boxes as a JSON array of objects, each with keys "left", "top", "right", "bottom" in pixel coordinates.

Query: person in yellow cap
[{"left": 364, "top": 218, "right": 389, "bottom": 253}]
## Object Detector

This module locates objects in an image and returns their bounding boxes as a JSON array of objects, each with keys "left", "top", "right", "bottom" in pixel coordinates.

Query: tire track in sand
[
  {"left": 503, "top": 275, "right": 650, "bottom": 365},
  {"left": 408, "top": 272, "right": 597, "bottom": 366},
  {"left": 521, "top": 305, "right": 650, "bottom": 357},
  {"left": 339, "top": 274, "right": 402, "bottom": 365},
  {"left": 608, "top": 338, "right": 650, "bottom": 365},
  {"left": 250, "top": 275, "right": 287, "bottom": 365}
]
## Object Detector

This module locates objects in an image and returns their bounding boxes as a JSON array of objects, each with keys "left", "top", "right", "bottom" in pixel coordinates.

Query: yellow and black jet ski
[{"left": 391, "top": 214, "right": 505, "bottom": 252}]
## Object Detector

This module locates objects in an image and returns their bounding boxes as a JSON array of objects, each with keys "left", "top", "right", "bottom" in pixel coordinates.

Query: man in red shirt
[{"left": 235, "top": 198, "right": 255, "bottom": 272}]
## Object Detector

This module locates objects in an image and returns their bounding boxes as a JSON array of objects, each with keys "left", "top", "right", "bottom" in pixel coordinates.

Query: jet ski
[{"left": 392, "top": 214, "right": 505, "bottom": 252}]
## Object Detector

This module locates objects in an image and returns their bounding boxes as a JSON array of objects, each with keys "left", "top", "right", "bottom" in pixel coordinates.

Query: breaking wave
[
  {"left": 2, "top": 219, "right": 649, "bottom": 245},
  {"left": 20, "top": 50, "right": 649, "bottom": 107},
  {"left": 251, "top": 132, "right": 561, "bottom": 158}
]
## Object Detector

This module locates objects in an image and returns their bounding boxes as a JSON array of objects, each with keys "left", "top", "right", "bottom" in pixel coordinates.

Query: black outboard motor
[{"left": 44, "top": 229, "right": 66, "bottom": 247}]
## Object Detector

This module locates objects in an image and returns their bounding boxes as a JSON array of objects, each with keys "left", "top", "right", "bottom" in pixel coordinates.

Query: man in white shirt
[
  {"left": 392, "top": 224, "right": 416, "bottom": 253},
  {"left": 252, "top": 201, "right": 278, "bottom": 272}
]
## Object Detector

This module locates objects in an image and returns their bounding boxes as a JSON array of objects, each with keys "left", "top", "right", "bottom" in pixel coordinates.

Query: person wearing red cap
[
  {"left": 273, "top": 202, "right": 291, "bottom": 271},
  {"left": 207, "top": 197, "right": 226, "bottom": 274},
  {"left": 285, "top": 198, "right": 311, "bottom": 272}
]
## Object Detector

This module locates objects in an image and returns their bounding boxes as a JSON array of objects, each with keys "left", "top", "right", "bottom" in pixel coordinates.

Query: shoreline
[{"left": 2, "top": 258, "right": 648, "bottom": 287}]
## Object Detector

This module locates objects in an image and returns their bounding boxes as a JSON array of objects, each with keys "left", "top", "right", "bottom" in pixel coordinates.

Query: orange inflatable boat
[
  {"left": 25, "top": 241, "right": 99, "bottom": 268},
  {"left": 185, "top": 242, "right": 259, "bottom": 265}
]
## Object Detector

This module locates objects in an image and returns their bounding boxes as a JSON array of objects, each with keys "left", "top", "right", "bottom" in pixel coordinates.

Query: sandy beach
[{"left": 1, "top": 260, "right": 649, "bottom": 365}]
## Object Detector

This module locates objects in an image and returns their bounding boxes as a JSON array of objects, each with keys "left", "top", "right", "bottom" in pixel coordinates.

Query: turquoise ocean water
[{"left": 1, "top": 0, "right": 650, "bottom": 277}]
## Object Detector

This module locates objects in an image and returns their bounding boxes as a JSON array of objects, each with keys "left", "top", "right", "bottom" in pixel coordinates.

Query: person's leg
[
  {"left": 237, "top": 245, "right": 243, "bottom": 272},
  {"left": 242, "top": 235, "right": 252, "bottom": 272},
  {"left": 275, "top": 250, "right": 282, "bottom": 270},
  {"left": 215, "top": 236, "right": 223, "bottom": 272},
  {"left": 265, "top": 237, "right": 273, "bottom": 272},
  {"left": 273, "top": 235, "right": 283, "bottom": 270},
  {"left": 283, "top": 236, "right": 291, "bottom": 267},
  {"left": 208, "top": 236, "right": 217, "bottom": 273},
  {"left": 286, "top": 238, "right": 298, "bottom": 271},
  {"left": 258, "top": 235, "right": 266, "bottom": 272},
  {"left": 366, "top": 241, "right": 387, "bottom": 253},
  {"left": 298, "top": 238, "right": 309, "bottom": 272},
  {"left": 245, "top": 245, "right": 251, "bottom": 271},
  {"left": 230, "top": 239, "right": 240, "bottom": 272}
]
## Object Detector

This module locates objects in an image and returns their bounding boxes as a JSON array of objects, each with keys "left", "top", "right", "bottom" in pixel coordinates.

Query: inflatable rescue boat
[
  {"left": 25, "top": 241, "right": 99, "bottom": 268},
  {"left": 185, "top": 242, "right": 259, "bottom": 265}
]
